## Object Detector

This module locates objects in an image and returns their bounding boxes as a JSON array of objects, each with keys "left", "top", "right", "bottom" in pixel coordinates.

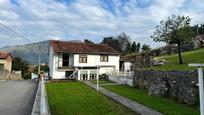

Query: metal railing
[
  {"left": 67, "top": 69, "right": 78, "bottom": 79},
  {"left": 106, "top": 70, "right": 133, "bottom": 78}
]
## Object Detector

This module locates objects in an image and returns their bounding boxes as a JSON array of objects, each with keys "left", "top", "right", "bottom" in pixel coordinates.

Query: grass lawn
[
  {"left": 46, "top": 82, "right": 136, "bottom": 115},
  {"left": 150, "top": 48, "right": 204, "bottom": 70},
  {"left": 102, "top": 84, "right": 199, "bottom": 115},
  {"left": 91, "top": 79, "right": 114, "bottom": 84}
]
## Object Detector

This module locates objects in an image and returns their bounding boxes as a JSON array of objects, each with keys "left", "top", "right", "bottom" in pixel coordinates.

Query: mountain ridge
[{"left": 0, "top": 40, "right": 50, "bottom": 64}]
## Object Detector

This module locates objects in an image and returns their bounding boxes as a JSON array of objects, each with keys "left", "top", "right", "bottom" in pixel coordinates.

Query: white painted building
[
  {"left": 119, "top": 58, "right": 132, "bottom": 72},
  {"left": 48, "top": 40, "right": 120, "bottom": 80}
]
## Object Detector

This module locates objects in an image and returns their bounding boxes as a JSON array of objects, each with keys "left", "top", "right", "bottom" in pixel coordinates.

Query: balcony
[{"left": 57, "top": 59, "right": 74, "bottom": 71}]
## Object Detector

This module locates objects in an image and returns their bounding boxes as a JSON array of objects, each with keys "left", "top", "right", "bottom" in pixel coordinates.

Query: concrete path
[
  {"left": 84, "top": 81, "right": 163, "bottom": 115},
  {"left": 0, "top": 80, "right": 38, "bottom": 115}
]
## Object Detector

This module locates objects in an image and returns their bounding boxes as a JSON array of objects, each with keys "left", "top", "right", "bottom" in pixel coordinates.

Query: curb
[
  {"left": 31, "top": 82, "right": 41, "bottom": 115},
  {"left": 0, "top": 80, "right": 6, "bottom": 83}
]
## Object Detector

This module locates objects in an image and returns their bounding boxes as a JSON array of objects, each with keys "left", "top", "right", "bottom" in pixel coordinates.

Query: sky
[{"left": 0, "top": 0, "right": 204, "bottom": 48}]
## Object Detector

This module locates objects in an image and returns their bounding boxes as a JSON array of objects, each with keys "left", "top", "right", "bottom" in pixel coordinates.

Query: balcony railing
[
  {"left": 57, "top": 60, "right": 74, "bottom": 70},
  {"left": 106, "top": 70, "right": 133, "bottom": 78}
]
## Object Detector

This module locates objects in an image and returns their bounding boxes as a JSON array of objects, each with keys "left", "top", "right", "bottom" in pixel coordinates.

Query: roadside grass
[
  {"left": 102, "top": 84, "right": 199, "bottom": 115},
  {"left": 46, "top": 82, "right": 136, "bottom": 115},
  {"left": 91, "top": 79, "right": 114, "bottom": 84},
  {"left": 149, "top": 48, "right": 204, "bottom": 70}
]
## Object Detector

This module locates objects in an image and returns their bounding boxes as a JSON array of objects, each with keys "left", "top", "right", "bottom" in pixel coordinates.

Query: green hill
[{"left": 150, "top": 48, "right": 204, "bottom": 70}]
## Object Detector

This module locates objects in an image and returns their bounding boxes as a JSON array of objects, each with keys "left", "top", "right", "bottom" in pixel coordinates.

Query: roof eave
[{"left": 54, "top": 50, "right": 121, "bottom": 55}]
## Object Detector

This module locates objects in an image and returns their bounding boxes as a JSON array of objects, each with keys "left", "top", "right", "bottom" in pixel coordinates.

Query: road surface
[{"left": 0, "top": 80, "right": 38, "bottom": 115}]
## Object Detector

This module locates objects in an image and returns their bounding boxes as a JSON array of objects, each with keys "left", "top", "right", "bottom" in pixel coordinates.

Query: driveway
[{"left": 0, "top": 80, "right": 38, "bottom": 115}]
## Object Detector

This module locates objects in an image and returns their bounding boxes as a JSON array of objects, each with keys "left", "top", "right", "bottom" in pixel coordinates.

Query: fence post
[{"left": 189, "top": 63, "right": 204, "bottom": 115}]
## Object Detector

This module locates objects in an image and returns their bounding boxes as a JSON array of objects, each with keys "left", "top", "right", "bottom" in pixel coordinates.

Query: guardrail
[
  {"left": 40, "top": 78, "right": 50, "bottom": 115},
  {"left": 32, "top": 77, "right": 50, "bottom": 115}
]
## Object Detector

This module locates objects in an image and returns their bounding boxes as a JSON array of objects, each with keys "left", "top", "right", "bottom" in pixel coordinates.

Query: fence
[
  {"left": 106, "top": 70, "right": 133, "bottom": 78},
  {"left": 106, "top": 70, "right": 134, "bottom": 86}
]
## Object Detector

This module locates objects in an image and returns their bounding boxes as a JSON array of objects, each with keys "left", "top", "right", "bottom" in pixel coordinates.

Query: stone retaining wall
[
  {"left": 133, "top": 70, "right": 199, "bottom": 105},
  {"left": 0, "top": 69, "right": 22, "bottom": 80},
  {"left": 0, "top": 69, "right": 10, "bottom": 80}
]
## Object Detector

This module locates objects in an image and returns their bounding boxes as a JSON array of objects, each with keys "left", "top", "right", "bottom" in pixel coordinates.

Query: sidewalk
[{"left": 83, "top": 81, "right": 163, "bottom": 115}]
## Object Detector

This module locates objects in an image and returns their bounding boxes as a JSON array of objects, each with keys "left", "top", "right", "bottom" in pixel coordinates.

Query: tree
[
  {"left": 131, "top": 41, "right": 137, "bottom": 52},
  {"left": 141, "top": 44, "right": 151, "bottom": 51},
  {"left": 34, "top": 65, "right": 49, "bottom": 74},
  {"left": 126, "top": 42, "right": 132, "bottom": 53},
  {"left": 12, "top": 57, "right": 30, "bottom": 79},
  {"left": 151, "top": 15, "right": 195, "bottom": 64},
  {"left": 102, "top": 32, "right": 131, "bottom": 53},
  {"left": 84, "top": 39, "right": 94, "bottom": 44},
  {"left": 101, "top": 37, "right": 121, "bottom": 52},
  {"left": 136, "top": 42, "right": 141, "bottom": 53},
  {"left": 117, "top": 32, "right": 131, "bottom": 52}
]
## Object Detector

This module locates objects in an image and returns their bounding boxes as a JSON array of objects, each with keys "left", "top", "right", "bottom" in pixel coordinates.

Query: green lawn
[
  {"left": 91, "top": 79, "right": 114, "bottom": 84},
  {"left": 150, "top": 48, "right": 204, "bottom": 70},
  {"left": 46, "top": 82, "right": 136, "bottom": 115},
  {"left": 102, "top": 84, "right": 199, "bottom": 115}
]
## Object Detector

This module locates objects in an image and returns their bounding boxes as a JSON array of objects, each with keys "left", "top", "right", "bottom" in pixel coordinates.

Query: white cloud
[
  {"left": 0, "top": 0, "right": 204, "bottom": 48},
  {"left": 50, "top": 36, "right": 61, "bottom": 40}
]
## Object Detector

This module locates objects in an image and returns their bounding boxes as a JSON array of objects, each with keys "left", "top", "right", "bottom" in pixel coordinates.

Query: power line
[
  {"left": 0, "top": 26, "right": 18, "bottom": 40},
  {"left": 189, "top": 10, "right": 204, "bottom": 16},
  {"left": 0, "top": 22, "right": 32, "bottom": 42}
]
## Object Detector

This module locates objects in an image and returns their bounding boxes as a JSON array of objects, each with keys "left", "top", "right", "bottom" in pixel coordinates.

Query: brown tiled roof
[
  {"left": 0, "top": 52, "right": 10, "bottom": 59},
  {"left": 50, "top": 40, "right": 121, "bottom": 55}
]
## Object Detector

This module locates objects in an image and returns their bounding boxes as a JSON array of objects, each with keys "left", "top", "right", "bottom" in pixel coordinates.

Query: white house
[
  {"left": 48, "top": 40, "right": 121, "bottom": 80},
  {"left": 119, "top": 56, "right": 132, "bottom": 72},
  {"left": 0, "top": 52, "right": 12, "bottom": 72}
]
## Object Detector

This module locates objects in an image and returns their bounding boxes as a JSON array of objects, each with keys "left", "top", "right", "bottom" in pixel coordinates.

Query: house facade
[
  {"left": 49, "top": 40, "right": 120, "bottom": 80},
  {"left": 0, "top": 52, "right": 12, "bottom": 72}
]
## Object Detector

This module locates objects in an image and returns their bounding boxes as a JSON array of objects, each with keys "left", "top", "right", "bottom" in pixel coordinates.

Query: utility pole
[
  {"left": 197, "top": 24, "right": 199, "bottom": 36},
  {"left": 38, "top": 45, "right": 41, "bottom": 75}
]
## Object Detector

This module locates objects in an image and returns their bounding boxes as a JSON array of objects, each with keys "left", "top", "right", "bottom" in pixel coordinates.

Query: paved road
[{"left": 0, "top": 80, "right": 38, "bottom": 115}]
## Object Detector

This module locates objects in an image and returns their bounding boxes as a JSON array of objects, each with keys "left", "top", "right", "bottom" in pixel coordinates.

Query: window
[
  {"left": 100, "top": 55, "right": 108, "bottom": 62},
  {"left": 79, "top": 55, "right": 87, "bottom": 63},
  {"left": 90, "top": 74, "right": 96, "bottom": 80},
  {"left": 63, "top": 54, "right": 69, "bottom": 66},
  {"left": 0, "top": 64, "right": 4, "bottom": 69}
]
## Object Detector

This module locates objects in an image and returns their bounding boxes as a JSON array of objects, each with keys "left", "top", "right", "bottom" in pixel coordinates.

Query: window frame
[
  {"left": 79, "top": 54, "right": 87, "bottom": 63},
  {"left": 0, "top": 64, "right": 4, "bottom": 69},
  {"left": 100, "top": 55, "right": 109, "bottom": 62}
]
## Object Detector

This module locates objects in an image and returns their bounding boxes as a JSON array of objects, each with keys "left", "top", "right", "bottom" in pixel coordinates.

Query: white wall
[
  {"left": 48, "top": 47, "right": 54, "bottom": 77},
  {"left": 124, "top": 62, "right": 131, "bottom": 71},
  {"left": 49, "top": 50, "right": 120, "bottom": 79},
  {"left": 49, "top": 47, "right": 66, "bottom": 79},
  {"left": 108, "top": 76, "right": 133, "bottom": 86},
  {"left": 74, "top": 54, "right": 120, "bottom": 72}
]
